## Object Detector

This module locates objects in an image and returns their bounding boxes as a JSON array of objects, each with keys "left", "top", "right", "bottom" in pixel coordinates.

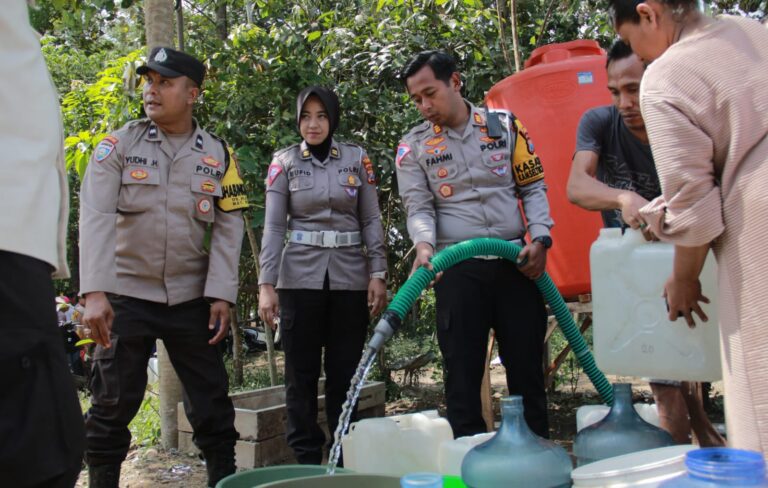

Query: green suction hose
[{"left": 367, "top": 237, "right": 614, "bottom": 405}]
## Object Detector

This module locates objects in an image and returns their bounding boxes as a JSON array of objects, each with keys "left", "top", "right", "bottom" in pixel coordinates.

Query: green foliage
[
  {"left": 224, "top": 356, "right": 285, "bottom": 393},
  {"left": 129, "top": 386, "right": 162, "bottom": 447},
  {"left": 548, "top": 319, "right": 593, "bottom": 396},
  {"left": 79, "top": 386, "right": 161, "bottom": 447},
  {"left": 60, "top": 49, "right": 144, "bottom": 178}
]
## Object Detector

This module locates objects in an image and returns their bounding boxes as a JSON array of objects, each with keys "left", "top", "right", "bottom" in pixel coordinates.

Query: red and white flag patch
[
  {"left": 266, "top": 163, "right": 283, "bottom": 186},
  {"left": 395, "top": 143, "right": 411, "bottom": 168}
]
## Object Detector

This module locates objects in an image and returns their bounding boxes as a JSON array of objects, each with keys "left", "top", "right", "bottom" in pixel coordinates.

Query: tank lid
[
  {"left": 525, "top": 40, "right": 604, "bottom": 69},
  {"left": 572, "top": 445, "right": 695, "bottom": 481}
]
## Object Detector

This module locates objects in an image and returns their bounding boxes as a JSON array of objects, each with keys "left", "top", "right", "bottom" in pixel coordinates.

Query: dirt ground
[{"left": 74, "top": 362, "right": 724, "bottom": 487}]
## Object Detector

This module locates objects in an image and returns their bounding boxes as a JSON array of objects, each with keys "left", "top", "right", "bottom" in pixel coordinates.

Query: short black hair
[
  {"left": 400, "top": 50, "right": 457, "bottom": 85},
  {"left": 608, "top": 0, "right": 698, "bottom": 26},
  {"left": 606, "top": 40, "right": 635, "bottom": 68}
]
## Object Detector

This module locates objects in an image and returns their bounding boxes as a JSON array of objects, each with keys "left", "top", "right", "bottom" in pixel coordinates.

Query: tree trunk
[
  {"left": 230, "top": 305, "right": 243, "bottom": 387},
  {"left": 243, "top": 213, "right": 279, "bottom": 386},
  {"left": 145, "top": 0, "right": 181, "bottom": 450},
  {"left": 144, "top": 0, "right": 176, "bottom": 52},
  {"left": 215, "top": 1, "right": 228, "bottom": 41},
  {"left": 509, "top": 0, "right": 522, "bottom": 72},
  {"left": 157, "top": 340, "right": 182, "bottom": 449}
]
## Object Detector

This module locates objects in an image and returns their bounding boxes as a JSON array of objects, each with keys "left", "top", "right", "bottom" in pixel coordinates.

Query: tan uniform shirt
[
  {"left": 79, "top": 119, "right": 249, "bottom": 305},
  {"left": 396, "top": 103, "right": 553, "bottom": 250},
  {"left": 259, "top": 139, "right": 386, "bottom": 290}
]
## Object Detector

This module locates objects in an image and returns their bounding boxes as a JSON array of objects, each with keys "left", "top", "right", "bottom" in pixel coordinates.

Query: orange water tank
[{"left": 486, "top": 40, "right": 611, "bottom": 298}]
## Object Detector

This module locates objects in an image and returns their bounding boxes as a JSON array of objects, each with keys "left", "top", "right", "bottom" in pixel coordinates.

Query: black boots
[
  {"left": 203, "top": 443, "right": 236, "bottom": 488},
  {"left": 88, "top": 463, "right": 121, "bottom": 488}
]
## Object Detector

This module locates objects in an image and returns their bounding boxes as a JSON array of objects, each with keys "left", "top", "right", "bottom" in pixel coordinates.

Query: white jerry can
[{"left": 590, "top": 228, "right": 722, "bottom": 381}]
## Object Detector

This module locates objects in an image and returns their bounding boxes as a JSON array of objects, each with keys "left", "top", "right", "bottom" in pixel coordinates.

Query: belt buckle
[{"left": 321, "top": 231, "right": 338, "bottom": 248}]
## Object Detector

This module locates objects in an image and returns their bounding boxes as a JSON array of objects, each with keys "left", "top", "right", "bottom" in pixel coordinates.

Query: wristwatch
[
  {"left": 532, "top": 236, "right": 553, "bottom": 249},
  {"left": 370, "top": 271, "right": 388, "bottom": 282}
]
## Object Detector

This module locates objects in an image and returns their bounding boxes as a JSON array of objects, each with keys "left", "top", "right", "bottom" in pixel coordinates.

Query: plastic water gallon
[
  {"left": 591, "top": 228, "right": 722, "bottom": 381},
  {"left": 571, "top": 445, "right": 695, "bottom": 487},
  {"left": 438, "top": 432, "right": 495, "bottom": 476},
  {"left": 461, "top": 396, "right": 572, "bottom": 487},
  {"left": 574, "top": 384, "right": 674, "bottom": 467},
  {"left": 342, "top": 411, "right": 454, "bottom": 476},
  {"left": 576, "top": 403, "right": 660, "bottom": 432}
]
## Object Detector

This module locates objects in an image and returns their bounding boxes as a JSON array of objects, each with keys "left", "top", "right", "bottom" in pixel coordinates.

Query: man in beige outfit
[{"left": 80, "top": 47, "right": 248, "bottom": 487}]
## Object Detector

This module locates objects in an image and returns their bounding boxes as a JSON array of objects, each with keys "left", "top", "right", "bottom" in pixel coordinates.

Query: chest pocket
[
  {"left": 289, "top": 175, "right": 314, "bottom": 192},
  {"left": 337, "top": 172, "right": 362, "bottom": 199},
  {"left": 480, "top": 142, "right": 513, "bottom": 185},
  {"left": 118, "top": 167, "right": 160, "bottom": 212},
  {"left": 428, "top": 163, "right": 459, "bottom": 183},
  {"left": 191, "top": 174, "right": 222, "bottom": 223}
]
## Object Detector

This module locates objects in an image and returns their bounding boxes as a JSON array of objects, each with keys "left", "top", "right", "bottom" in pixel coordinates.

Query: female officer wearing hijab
[{"left": 258, "top": 86, "right": 387, "bottom": 464}]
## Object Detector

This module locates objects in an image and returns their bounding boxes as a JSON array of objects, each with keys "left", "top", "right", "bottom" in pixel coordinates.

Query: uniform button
[{"left": 20, "top": 356, "right": 31, "bottom": 369}]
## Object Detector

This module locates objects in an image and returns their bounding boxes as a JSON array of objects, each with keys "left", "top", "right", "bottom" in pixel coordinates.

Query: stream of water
[{"left": 326, "top": 347, "right": 377, "bottom": 474}]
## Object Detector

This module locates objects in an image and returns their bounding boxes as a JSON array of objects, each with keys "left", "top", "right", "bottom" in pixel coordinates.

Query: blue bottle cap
[
  {"left": 401, "top": 472, "right": 443, "bottom": 488},
  {"left": 686, "top": 447, "right": 767, "bottom": 482}
]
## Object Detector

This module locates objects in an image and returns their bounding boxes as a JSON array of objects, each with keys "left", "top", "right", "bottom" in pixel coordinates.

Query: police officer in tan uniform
[
  {"left": 396, "top": 51, "right": 553, "bottom": 438},
  {"left": 79, "top": 47, "right": 248, "bottom": 488},
  {"left": 258, "top": 86, "right": 387, "bottom": 464}
]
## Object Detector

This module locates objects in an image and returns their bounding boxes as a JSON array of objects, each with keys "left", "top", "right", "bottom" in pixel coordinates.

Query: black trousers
[
  {"left": 278, "top": 282, "right": 368, "bottom": 465},
  {"left": 0, "top": 251, "right": 85, "bottom": 487},
  {"left": 85, "top": 295, "right": 238, "bottom": 465},
  {"left": 434, "top": 258, "right": 549, "bottom": 438}
]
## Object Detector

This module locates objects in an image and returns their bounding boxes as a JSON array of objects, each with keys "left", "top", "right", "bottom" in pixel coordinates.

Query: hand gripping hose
[{"left": 367, "top": 237, "right": 614, "bottom": 405}]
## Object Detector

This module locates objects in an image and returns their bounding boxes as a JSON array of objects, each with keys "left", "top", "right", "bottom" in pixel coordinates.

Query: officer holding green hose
[{"left": 396, "top": 50, "right": 554, "bottom": 438}]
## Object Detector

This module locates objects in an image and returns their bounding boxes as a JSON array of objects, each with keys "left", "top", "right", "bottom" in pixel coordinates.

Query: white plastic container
[
  {"left": 342, "top": 411, "right": 454, "bottom": 476},
  {"left": 437, "top": 432, "right": 494, "bottom": 476},
  {"left": 576, "top": 404, "right": 660, "bottom": 432},
  {"left": 571, "top": 445, "right": 695, "bottom": 487},
  {"left": 591, "top": 228, "right": 722, "bottom": 381}
]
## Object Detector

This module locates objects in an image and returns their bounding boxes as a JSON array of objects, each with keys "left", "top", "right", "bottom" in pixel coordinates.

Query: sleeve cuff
[
  {"left": 204, "top": 281, "right": 238, "bottom": 304},
  {"left": 368, "top": 258, "right": 387, "bottom": 273},
  {"left": 527, "top": 224, "right": 551, "bottom": 241},
  {"left": 640, "top": 191, "right": 724, "bottom": 247},
  {"left": 258, "top": 271, "right": 279, "bottom": 287}
]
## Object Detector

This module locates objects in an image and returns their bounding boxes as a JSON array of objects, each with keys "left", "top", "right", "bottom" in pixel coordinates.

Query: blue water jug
[
  {"left": 660, "top": 448, "right": 768, "bottom": 486},
  {"left": 574, "top": 383, "right": 674, "bottom": 466},
  {"left": 460, "top": 396, "right": 572, "bottom": 488}
]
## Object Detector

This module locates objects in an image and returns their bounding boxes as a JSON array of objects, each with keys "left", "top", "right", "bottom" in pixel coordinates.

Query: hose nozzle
[{"left": 366, "top": 310, "right": 402, "bottom": 353}]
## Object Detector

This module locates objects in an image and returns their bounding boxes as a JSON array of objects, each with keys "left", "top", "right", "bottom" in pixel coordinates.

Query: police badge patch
[
  {"left": 197, "top": 198, "right": 212, "bottom": 214},
  {"left": 266, "top": 164, "right": 283, "bottom": 186},
  {"left": 362, "top": 156, "right": 376, "bottom": 184},
  {"left": 395, "top": 143, "right": 411, "bottom": 168},
  {"left": 490, "top": 165, "right": 508, "bottom": 177},
  {"left": 94, "top": 136, "right": 118, "bottom": 163},
  {"left": 345, "top": 187, "right": 358, "bottom": 198}
]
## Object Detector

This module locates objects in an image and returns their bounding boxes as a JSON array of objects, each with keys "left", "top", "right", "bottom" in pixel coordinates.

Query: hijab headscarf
[{"left": 296, "top": 86, "right": 340, "bottom": 162}]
